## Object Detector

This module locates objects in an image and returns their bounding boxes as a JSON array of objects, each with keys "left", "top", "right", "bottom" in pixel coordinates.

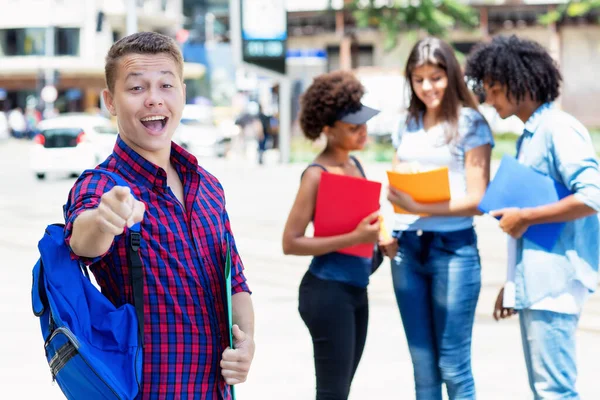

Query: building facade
[
  {"left": 0, "top": 0, "right": 203, "bottom": 113},
  {"left": 284, "top": 1, "right": 600, "bottom": 128}
]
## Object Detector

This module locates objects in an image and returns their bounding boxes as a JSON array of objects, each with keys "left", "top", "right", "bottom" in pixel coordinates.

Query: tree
[
  {"left": 330, "top": 0, "right": 479, "bottom": 50},
  {"left": 539, "top": 0, "right": 600, "bottom": 25}
]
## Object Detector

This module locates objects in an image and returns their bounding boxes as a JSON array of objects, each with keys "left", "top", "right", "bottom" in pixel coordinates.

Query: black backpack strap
[
  {"left": 350, "top": 155, "right": 367, "bottom": 178},
  {"left": 127, "top": 231, "right": 145, "bottom": 347},
  {"left": 81, "top": 168, "right": 146, "bottom": 347}
]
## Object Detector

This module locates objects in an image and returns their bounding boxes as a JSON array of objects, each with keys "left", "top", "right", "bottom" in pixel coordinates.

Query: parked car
[
  {"left": 173, "top": 104, "right": 231, "bottom": 158},
  {"left": 30, "top": 114, "right": 118, "bottom": 180}
]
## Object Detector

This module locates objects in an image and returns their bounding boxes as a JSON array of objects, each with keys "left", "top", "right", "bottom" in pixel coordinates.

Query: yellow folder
[
  {"left": 386, "top": 167, "right": 451, "bottom": 214},
  {"left": 379, "top": 216, "right": 391, "bottom": 241}
]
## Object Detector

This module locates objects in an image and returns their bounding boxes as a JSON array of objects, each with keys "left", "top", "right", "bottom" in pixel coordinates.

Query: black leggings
[{"left": 298, "top": 271, "right": 369, "bottom": 400}]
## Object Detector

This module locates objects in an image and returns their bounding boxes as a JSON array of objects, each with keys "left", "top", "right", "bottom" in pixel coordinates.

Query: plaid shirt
[{"left": 64, "top": 136, "right": 250, "bottom": 399}]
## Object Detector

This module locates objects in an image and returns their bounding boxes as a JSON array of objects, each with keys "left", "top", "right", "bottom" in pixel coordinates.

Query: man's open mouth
[{"left": 140, "top": 116, "right": 168, "bottom": 132}]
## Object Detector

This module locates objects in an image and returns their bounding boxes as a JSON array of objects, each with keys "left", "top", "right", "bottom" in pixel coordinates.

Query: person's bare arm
[
  {"left": 282, "top": 167, "right": 380, "bottom": 256},
  {"left": 491, "top": 121, "right": 600, "bottom": 238},
  {"left": 491, "top": 196, "right": 597, "bottom": 238},
  {"left": 231, "top": 292, "right": 254, "bottom": 339},
  {"left": 391, "top": 152, "right": 400, "bottom": 170},
  {"left": 388, "top": 144, "right": 492, "bottom": 217}
]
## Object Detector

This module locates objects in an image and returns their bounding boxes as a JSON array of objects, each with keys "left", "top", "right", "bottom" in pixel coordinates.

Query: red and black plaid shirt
[{"left": 64, "top": 136, "right": 250, "bottom": 399}]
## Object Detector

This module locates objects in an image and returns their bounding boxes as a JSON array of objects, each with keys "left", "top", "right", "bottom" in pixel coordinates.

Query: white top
[
  {"left": 392, "top": 107, "right": 494, "bottom": 232},
  {"left": 505, "top": 236, "right": 588, "bottom": 314}
]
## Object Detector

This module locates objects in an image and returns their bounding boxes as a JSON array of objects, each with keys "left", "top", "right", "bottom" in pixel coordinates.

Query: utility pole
[
  {"left": 126, "top": 0, "right": 138, "bottom": 36},
  {"left": 43, "top": 25, "right": 56, "bottom": 118},
  {"left": 206, "top": 12, "right": 216, "bottom": 48},
  {"left": 229, "top": 0, "right": 291, "bottom": 163}
]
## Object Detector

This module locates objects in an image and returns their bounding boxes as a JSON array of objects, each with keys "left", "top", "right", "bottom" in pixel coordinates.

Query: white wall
[
  {"left": 0, "top": 0, "right": 184, "bottom": 74},
  {"left": 560, "top": 26, "right": 600, "bottom": 128},
  {"left": 0, "top": 0, "right": 87, "bottom": 28}
]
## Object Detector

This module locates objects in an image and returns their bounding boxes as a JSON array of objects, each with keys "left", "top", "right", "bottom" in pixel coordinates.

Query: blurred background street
[{"left": 1, "top": 0, "right": 599, "bottom": 399}]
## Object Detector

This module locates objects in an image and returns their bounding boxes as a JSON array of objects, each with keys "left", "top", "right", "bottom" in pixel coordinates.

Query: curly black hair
[
  {"left": 299, "top": 71, "right": 364, "bottom": 140},
  {"left": 465, "top": 35, "right": 562, "bottom": 104}
]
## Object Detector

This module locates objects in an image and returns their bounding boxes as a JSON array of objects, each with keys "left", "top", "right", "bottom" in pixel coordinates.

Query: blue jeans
[
  {"left": 519, "top": 309, "right": 580, "bottom": 399},
  {"left": 391, "top": 228, "right": 481, "bottom": 400}
]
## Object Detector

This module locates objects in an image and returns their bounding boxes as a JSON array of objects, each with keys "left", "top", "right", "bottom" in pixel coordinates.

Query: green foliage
[
  {"left": 347, "top": 0, "right": 479, "bottom": 50},
  {"left": 538, "top": 0, "right": 600, "bottom": 25}
]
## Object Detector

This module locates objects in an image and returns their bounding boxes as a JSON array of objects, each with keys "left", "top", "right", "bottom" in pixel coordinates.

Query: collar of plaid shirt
[{"left": 64, "top": 136, "right": 249, "bottom": 399}]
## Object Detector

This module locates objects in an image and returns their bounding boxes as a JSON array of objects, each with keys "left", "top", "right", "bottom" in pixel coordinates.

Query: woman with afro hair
[
  {"left": 466, "top": 35, "right": 600, "bottom": 399},
  {"left": 282, "top": 70, "right": 385, "bottom": 400}
]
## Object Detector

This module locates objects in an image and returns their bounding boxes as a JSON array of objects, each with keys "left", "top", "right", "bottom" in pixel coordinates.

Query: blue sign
[{"left": 287, "top": 49, "right": 327, "bottom": 59}]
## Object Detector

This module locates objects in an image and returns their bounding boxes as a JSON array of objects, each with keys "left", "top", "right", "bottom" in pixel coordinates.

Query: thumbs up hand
[{"left": 220, "top": 324, "right": 255, "bottom": 385}]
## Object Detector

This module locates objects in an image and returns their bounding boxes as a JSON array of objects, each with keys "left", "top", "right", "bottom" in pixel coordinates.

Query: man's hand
[
  {"left": 221, "top": 324, "right": 255, "bottom": 385},
  {"left": 490, "top": 207, "right": 529, "bottom": 239},
  {"left": 493, "top": 287, "right": 517, "bottom": 321},
  {"left": 96, "top": 186, "right": 145, "bottom": 235}
]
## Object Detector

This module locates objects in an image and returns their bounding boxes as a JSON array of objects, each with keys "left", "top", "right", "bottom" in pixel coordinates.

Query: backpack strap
[
  {"left": 82, "top": 169, "right": 145, "bottom": 347},
  {"left": 350, "top": 155, "right": 367, "bottom": 178}
]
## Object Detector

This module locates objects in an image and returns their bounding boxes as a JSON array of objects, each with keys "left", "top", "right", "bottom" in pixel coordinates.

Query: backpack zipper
[{"left": 46, "top": 327, "right": 122, "bottom": 399}]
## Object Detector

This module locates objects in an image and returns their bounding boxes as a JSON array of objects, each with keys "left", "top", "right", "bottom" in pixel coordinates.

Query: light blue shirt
[
  {"left": 392, "top": 107, "right": 494, "bottom": 232},
  {"left": 514, "top": 103, "right": 600, "bottom": 309}
]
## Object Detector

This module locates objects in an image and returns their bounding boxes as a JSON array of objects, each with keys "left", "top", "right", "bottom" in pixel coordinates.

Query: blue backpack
[{"left": 31, "top": 170, "right": 144, "bottom": 400}]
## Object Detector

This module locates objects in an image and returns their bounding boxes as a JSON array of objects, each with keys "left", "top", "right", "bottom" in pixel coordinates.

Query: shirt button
[{"left": 416, "top": 230, "right": 423, "bottom": 236}]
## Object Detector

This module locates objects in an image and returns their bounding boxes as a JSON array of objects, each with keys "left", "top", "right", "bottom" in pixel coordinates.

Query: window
[
  {"left": 55, "top": 28, "right": 80, "bottom": 56},
  {"left": 326, "top": 44, "right": 374, "bottom": 72},
  {"left": 21, "top": 28, "right": 46, "bottom": 55},
  {"left": 0, "top": 27, "right": 79, "bottom": 56},
  {"left": 0, "top": 28, "right": 45, "bottom": 56},
  {"left": 0, "top": 29, "right": 17, "bottom": 56}
]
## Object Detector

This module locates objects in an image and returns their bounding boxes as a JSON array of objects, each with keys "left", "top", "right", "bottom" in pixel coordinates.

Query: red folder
[{"left": 313, "top": 172, "right": 382, "bottom": 258}]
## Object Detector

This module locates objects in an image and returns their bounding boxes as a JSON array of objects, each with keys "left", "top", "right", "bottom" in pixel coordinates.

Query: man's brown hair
[{"left": 105, "top": 31, "right": 184, "bottom": 92}]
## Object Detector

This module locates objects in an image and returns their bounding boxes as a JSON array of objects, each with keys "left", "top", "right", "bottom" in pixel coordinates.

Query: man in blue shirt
[{"left": 466, "top": 35, "right": 600, "bottom": 399}]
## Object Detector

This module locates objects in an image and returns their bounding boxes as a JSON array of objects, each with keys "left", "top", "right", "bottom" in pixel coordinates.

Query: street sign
[{"left": 240, "top": 0, "right": 287, "bottom": 74}]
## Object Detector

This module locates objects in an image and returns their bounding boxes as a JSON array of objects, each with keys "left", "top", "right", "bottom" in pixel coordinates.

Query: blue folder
[{"left": 478, "top": 154, "right": 572, "bottom": 250}]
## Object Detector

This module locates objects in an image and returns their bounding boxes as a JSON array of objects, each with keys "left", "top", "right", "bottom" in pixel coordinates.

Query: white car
[
  {"left": 30, "top": 114, "right": 118, "bottom": 180},
  {"left": 173, "top": 105, "right": 230, "bottom": 158}
]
